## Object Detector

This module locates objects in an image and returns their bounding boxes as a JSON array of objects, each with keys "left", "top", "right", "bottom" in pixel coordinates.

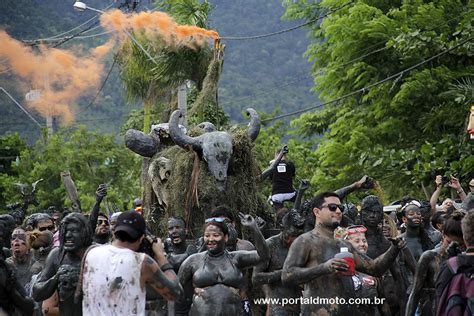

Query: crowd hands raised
[{"left": 1, "top": 167, "right": 473, "bottom": 316}]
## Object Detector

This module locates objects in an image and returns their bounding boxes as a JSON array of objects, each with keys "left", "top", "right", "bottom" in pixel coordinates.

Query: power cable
[
  {"left": 77, "top": 57, "right": 117, "bottom": 115},
  {"left": 221, "top": 9, "right": 469, "bottom": 108},
  {"left": 22, "top": 2, "right": 115, "bottom": 44},
  {"left": 219, "top": 1, "right": 354, "bottom": 40},
  {"left": 0, "top": 87, "right": 43, "bottom": 128},
  {"left": 22, "top": 15, "right": 99, "bottom": 43},
  {"left": 75, "top": 30, "right": 115, "bottom": 39},
  {"left": 261, "top": 36, "right": 474, "bottom": 123},
  {"left": 52, "top": 19, "right": 101, "bottom": 48}
]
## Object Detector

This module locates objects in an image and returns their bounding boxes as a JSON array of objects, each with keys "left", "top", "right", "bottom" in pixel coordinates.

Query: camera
[
  {"left": 138, "top": 229, "right": 157, "bottom": 257},
  {"left": 441, "top": 176, "right": 450, "bottom": 185}
]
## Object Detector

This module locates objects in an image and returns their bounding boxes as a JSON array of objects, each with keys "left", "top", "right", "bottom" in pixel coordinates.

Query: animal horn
[
  {"left": 124, "top": 129, "right": 160, "bottom": 157},
  {"left": 169, "top": 110, "right": 201, "bottom": 151},
  {"left": 246, "top": 108, "right": 261, "bottom": 142}
]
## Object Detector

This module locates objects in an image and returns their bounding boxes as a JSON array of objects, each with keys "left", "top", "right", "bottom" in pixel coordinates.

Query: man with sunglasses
[
  {"left": 282, "top": 192, "right": 406, "bottom": 316},
  {"left": 94, "top": 213, "right": 111, "bottom": 245}
]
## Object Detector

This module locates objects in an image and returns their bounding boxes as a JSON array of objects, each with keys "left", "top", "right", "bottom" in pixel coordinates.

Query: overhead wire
[
  {"left": 261, "top": 36, "right": 474, "bottom": 123},
  {"left": 219, "top": 1, "right": 354, "bottom": 40},
  {"left": 76, "top": 56, "right": 118, "bottom": 116},
  {"left": 220, "top": 9, "right": 469, "bottom": 108},
  {"left": 22, "top": 2, "right": 115, "bottom": 44}
]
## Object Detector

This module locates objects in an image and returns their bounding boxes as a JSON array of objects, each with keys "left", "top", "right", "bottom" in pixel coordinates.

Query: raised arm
[
  {"left": 89, "top": 184, "right": 107, "bottom": 232},
  {"left": 430, "top": 175, "right": 443, "bottom": 213},
  {"left": 256, "top": 146, "right": 288, "bottom": 182},
  {"left": 335, "top": 175, "right": 374, "bottom": 200},
  {"left": 235, "top": 213, "right": 269, "bottom": 269},
  {"left": 448, "top": 176, "right": 466, "bottom": 201}
]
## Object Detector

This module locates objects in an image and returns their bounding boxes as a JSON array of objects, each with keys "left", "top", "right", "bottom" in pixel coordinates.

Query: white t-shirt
[{"left": 82, "top": 244, "right": 146, "bottom": 315}]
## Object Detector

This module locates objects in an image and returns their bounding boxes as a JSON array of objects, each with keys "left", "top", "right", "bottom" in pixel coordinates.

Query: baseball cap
[{"left": 114, "top": 211, "right": 146, "bottom": 239}]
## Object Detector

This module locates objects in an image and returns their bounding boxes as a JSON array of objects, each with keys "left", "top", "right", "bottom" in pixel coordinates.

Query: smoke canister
[{"left": 334, "top": 247, "right": 355, "bottom": 276}]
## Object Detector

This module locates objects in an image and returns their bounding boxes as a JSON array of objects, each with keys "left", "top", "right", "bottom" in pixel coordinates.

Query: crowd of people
[{"left": 0, "top": 168, "right": 473, "bottom": 316}]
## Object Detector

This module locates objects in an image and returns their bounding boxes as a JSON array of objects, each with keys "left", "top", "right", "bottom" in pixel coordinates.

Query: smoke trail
[
  {"left": 0, "top": 9, "right": 218, "bottom": 124},
  {"left": 100, "top": 9, "right": 219, "bottom": 48},
  {"left": 0, "top": 31, "right": 114, "bottom": 124}
]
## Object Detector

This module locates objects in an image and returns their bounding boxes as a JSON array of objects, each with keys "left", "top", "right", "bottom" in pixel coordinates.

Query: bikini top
[{"left": 192, "top": 251, "right": 244, "bottom": 289}]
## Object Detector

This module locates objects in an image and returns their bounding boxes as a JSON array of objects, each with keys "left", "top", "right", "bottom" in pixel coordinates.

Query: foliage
[
  {"left": 0, "top": 133, "right": 27, "bottom": 209},
  {"left": 281, "top": 0, "right": 474, "bottom": 201},
  {"left": 1, "top": 127, "right": 141, "bottom": 213}
]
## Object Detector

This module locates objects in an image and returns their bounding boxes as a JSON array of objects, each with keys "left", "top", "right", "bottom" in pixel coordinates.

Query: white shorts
[{"left": 271, "top": 192, "right": 296, "bottom": 203}]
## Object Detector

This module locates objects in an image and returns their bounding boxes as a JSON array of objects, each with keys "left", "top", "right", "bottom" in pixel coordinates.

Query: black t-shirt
[{"left": 270, "top": 160, "right": 295, "bottom": 195}]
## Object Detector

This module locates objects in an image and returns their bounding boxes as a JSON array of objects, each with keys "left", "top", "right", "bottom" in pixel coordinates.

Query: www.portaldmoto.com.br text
[{"left": 254, "top": 296, "right": 385, "bottom": 307}]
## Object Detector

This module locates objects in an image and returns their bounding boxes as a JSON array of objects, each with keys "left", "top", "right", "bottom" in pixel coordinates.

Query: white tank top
[{"left": 82, "top": 244, "right": 146, "bottom": 315}]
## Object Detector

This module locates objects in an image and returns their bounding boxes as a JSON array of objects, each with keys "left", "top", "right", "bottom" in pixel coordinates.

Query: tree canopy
[
  {"left": 279, "top": 0, "right": 473, "bottom": 200},
  {"left": 0, "top": 128, "right": 141, "bottom": 213}
]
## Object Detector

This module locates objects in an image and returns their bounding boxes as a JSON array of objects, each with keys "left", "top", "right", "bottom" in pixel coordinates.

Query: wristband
[
  {"left": 160, "top": 263, "right": 173, "bottom": 272},
  {"left": 457, "top": 189, "right": 464, "bottom": 195}
]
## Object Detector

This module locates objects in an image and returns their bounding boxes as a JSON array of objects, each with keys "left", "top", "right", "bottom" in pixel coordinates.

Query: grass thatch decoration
[{"left": 149, "top": 128, "right": 271, "bottom": 237}]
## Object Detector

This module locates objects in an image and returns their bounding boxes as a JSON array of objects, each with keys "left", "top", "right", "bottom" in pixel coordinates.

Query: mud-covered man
[
  {"left": 165, "top": 217, "right": 196, "bottom": 272},
  {"left": 282, "top": 192, "right": 406, "bottom": 316},
  {"left": 361, "top": 195, "right": 411, "bottom": 315},
  {"left": 252, "top": 210, "right": 305, "bottom": 316},
  {"left": 33, "top": 213, "right": 93, "bottom": 316}
]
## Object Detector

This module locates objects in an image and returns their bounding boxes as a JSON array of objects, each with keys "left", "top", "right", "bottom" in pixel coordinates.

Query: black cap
[{"left": 114, "top": 211, "right": 146, "bottom": 239}]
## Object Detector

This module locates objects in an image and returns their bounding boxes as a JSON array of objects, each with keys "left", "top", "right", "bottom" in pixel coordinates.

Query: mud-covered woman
[{"left": 178, "top": 213, "right": 269, "bottom": 316}]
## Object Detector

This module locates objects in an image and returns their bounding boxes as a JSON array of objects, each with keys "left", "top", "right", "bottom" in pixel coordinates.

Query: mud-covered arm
[
  {"left": 88, "top": 184, "right": 107, "bottom": 232},
  {"left": 252, "top": 240, "right": 280, "bottom": 286},
  {"left": 256, "top": 146, "right": 287, "bottom": 182},
  {"left": 355, "top": 240, "right": 403, "bottom": 277},
  {"left": 406, "top": 251, "right": 432, "bottom": 316},
  {"left": 235, "top": 213, "right": 269, "bottom": 269},
  {"left": 10, "top": 281, "right": 35, "bottom": 315},
  {"left": 252, "top": 265, "right": 282, "bottom": 286},
  {"left": 32, "top": 248, "right": 60, "bottom": 301},
  {"left": 335, "top": 175, "right": 373, "bottom": 200},
  {"left": 178, "top": 255, "right": 196, "bottom": 311},
  {"left": 282, "top": 236, "right": 331, "bottom": 285}
]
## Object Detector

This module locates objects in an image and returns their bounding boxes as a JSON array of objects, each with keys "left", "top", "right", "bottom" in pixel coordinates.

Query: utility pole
[
  {"left": 177, "top": 81, "right": 188, "bottom": 126},
  {"left": 44, "top": 73, "right": 54, "bottom": 138}
]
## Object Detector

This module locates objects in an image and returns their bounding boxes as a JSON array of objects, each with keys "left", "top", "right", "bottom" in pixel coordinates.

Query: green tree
[
  {"left": 117, "top": 0, "right": 216, "bottom": 131},
  {"left": 282, "top": 0, "right": 473, "bottom": 200},
  {"left": 0, "top": 133, "right": 27, "bottom": 209},
  {"left": 5, "top": 127, "right": 141, "bottom": 212}
]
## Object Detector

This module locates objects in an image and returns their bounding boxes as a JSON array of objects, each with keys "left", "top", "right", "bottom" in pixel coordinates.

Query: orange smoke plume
[
  {"left": 100, "top": 9, "right": 219, "bottom": 48},
  {"left": 0, "top": 31, "right": 113, "bottom": 124}
]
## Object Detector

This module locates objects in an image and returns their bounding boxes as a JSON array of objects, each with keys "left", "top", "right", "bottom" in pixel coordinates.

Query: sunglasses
[
  {"left": 12, "top": 233, "right": 27, "bottom": 241},
  {"left": 97, "top": 219, "right": 109, "bottom": 226},
  {"left": 346, "top": 225, "right": 367, "bottom": 235},
  {"left": 321, "top": 203, "right": 343, "bottom": 212},
  {"left": 39, "top": 225, "right": 55, "bottom": 232},
  {"left": 205, "top": 217, "right": 229, "bottom": 224}
]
